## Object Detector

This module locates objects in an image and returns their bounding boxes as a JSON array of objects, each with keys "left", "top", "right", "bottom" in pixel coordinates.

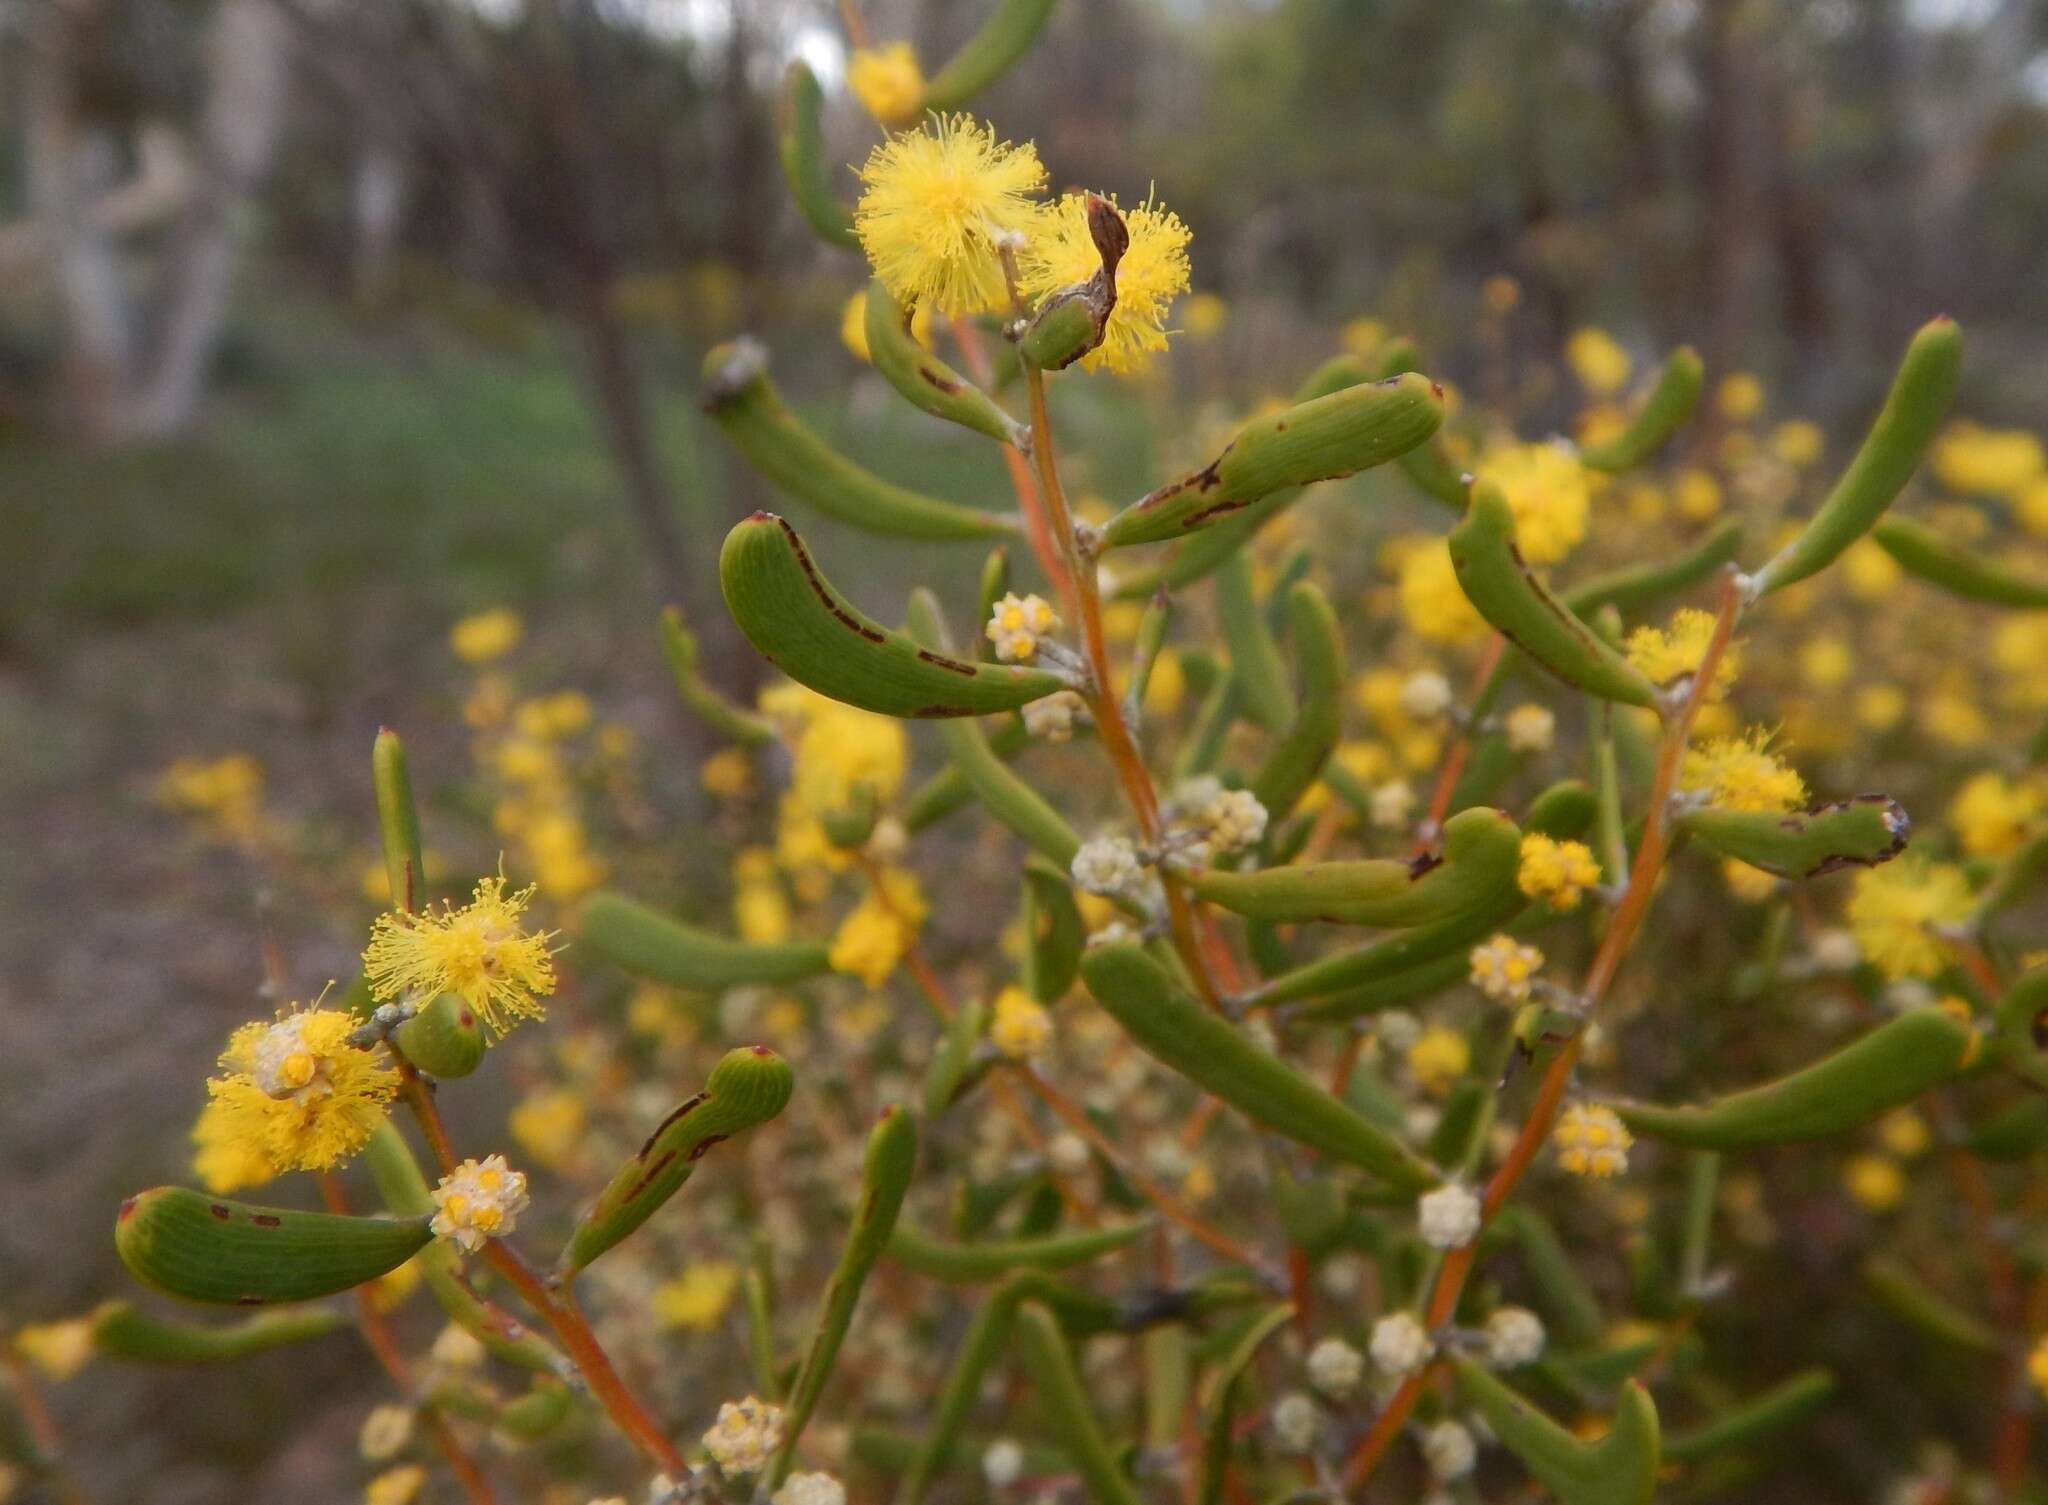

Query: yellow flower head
[
  {"left": 990, "top": 984, "right": 1054, "bottom": 1060},
  {"left": 985, "top": 592, "right": 1059, "bottom": 664},
  {"left": 847, "top": 42, "right": 925, "bottom": 127},
  {"left": 1406, "top": 1027, "right": 1470, "bottom": 1093},
  {"left": 1553, "top": 1103, "right": 1631, "bottom": 1178},
  {"left": 1398, "top": 542, "right": 1488, "bottom": 644},
  {"left": 363, "top": 875, "right": 558, "bottom": 1036},
  {"left": 196, "top": 1008, "right": 400, "bottom": 1186},
  {"left": 1469, "top": 934, "right": 1543, "bottom": 1004},
  {"left": 655, "top": 1261, "right": 743, "bottom": 1331},
  {"left": 1474, "top": 441, "right": 1589, "bottom": 564},
  {"left": 1679, "top": 728, "right": 1807, "bottom": 814},
  {"left": 1517, "top": 834, "right": 1601, "bottom": 912},
  {"left": 1948, "top": 770, "right": 2042, "bottom": 859},
  {"left": 1846, "top": 856, "right": 1974, "bottom": 980},
  {"left": 1842, "top": 1153, "right": 1905, "bottom": 1212},
  {"left": 154, "top": 754, "right": 266, "bottom": 845},
  {"left": 1017, "top": 191, "right": 1192, "bottom": 374},
  {"left": 1931, "top": 421, "right": 2046, "bottom": 497},
  {"left": 450, "top": 607, "right": 522, "bottom": 664},
  {"left": 1721, "top": 859, "right": 1780, "bottom": 903},
  {"left": 854, "top": 114, "right": 1046, "bottom": 316},
  {"left": 828, "top": 868, "right": 926, "bottom": 987},
  {"left": 1770, "top": 419, "right": 1824, "bottom": 468},
  {"left": 508, "top": 1087, "right": 586, "bottom": 1170},
  {"left": 430, "top": 1154, "right": 529, "bottom": 1251},
  {"left": 1564, "top": 328, "right": 1631, "bottom": 396},
  {"left": 1624, "top": 608, "right": 1742, "bottom": 700},
  {"left": 366, "top": 1465, "right": 429, "bottom": 1505},
  {"left": 2029, "top": 1335, "right": 2048, "bottom": 1401},
  {"left": 1715, "top": 372, "right": 1765, "bottom": 422},
  {"left": 12, "top": 1318, "right": 95, "bottom": 1382}
]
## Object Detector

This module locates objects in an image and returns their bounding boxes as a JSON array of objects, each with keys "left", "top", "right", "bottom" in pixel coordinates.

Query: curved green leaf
[
  {"left": 1452, "top": 1355, "right": 1661, "bottom": 1505},
  {"left": 580, "top": 891, "right": 830, "bottom": 991},
  {"left": 921, "top": 0, "right": 1059, "bottom": 108},
  {"left": 1753, "top": 317, "right": 1963, "bottom": 596},
  {"left": 1617, "top": 1008, "right": 1972, "bottom": 1150},
  {"left": 1197, "top": 1305, "right": 1296, "bottom": 1505},
  {"left": 660, "top": 608, "right": 775, "bottom": 743},
  {"left": 1449, "top": 481, "right": 1658, "bottom": 707},
  {"left": 1864, "top": 1256, "right": 1999, "bottom": 1353},
  {"left": 1099, "top": 373, "right": 1444, "bottom": 548},
  {"left": 770, "top": 1106, "right": 918, "bottom": 1486},
  {"left": 1080, "top": 941, "right": 1437, "bottom": 1188},
  {"left": 923, "top": 994, "right": 989, "bottom": 1118},
  {"left": 1251, "top": 582, "right": 1343, "bottom": 823},
  {"left": 776, "top": 61, "right": 857, "bottom": 248},
  {"left": 1677, "top": 796, "right": 1910, "bottom": 879},
  {"left": 1563, "top": 521, "right": 1743, "bottom": 620},
  {"left": 722, "top": 514, "right": 1067, "bottom": 718},
  {"left": 1663, "top": 1369, "right": 1834, "bottom": 1463},
  {"left": 1993, "top": 967, "right": 2048, "bottom": 1089},
  {"left": 1014, "top": 1301, "right": 1143, "bottom": 1505},
  {"left": 89, "top": 1301, "right": 347, "bottom": 1362},
  {"left": 1873, "top": 516, "right": 2048, "bottom": 607},
  {"left": 116, "top": 1188, "right": 431, "bottom": 1307},
  {"left": 705, "top": 343, "right": 1016, "bottom": 541},
  {"left": 1579, "top": 346, "right": 1705, "bottom": 473},
  {"left": 1191, "top": 806, "right": 1520, "bottom": 927},
  {"left": 1216, "top": 552, "right": 1293, "bottom": 732},
  {"left": 865, "top": 280, "right": 1026, "bottom": 445},
  {"left": 888, "top": 1220, "right": 1149, "bottom": 1282},
  {"left": 372, "top": 727, "right": 427, "bottom": 914},
  {"left": 559, "top": 1046, "right": 795, "bottom": 1277},
  {"left": 1022, "top": 856, "right": 1086, "bottom": 1002}
]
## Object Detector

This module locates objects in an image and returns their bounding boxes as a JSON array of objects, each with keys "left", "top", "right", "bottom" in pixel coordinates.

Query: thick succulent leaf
[
  {"left": 391, "top": 992, "right": 486, "bottom": 1080},
  {"left": 371, "top": 727, "right": 427, "bottom": 913},
  {"left": 1449, "top": 482, "right": 1659, "bottom": 707},
  {"left": 1663, "top": 1370, "right": 1836, "bottom": 1463},
  {"left": 1617, "top": 1008, "right": 1973, "bottom": 1150},
  {"left": 1863, "top": 1257, "right": 2000, "bottom": 1352},
  {"left": 1993, "top": 967, "right": 2048, "bottom": 1089},
  {"left": 1579, "top": 346, "right": 1705, "bottom": 473},
  {"left": 1452, "top": 1356, "right": 1661, "bottom": 1505},
  {"left": 1251, "top": 582, "right": 1344, "bottom": 823},
  {"left": 1873, "top": 515, "right": 2048, "bottom": 607},
  {"left": 1080, "top": 941, "right": 1438, "bottom": 1189},
  {"left": 660, "top": 608, "right": 775, "bottom": 743},
  {"left": 920, "top": 0, "right": 1059, "bottom": 108},
  {"left": 1563, "top": 521, "right": 1743, "bottom": 619},
  {"left": 1753, "top": 317, "right": 1962, "bottom": 596},
  {"left": 705, "top": 343, "right": 1016, "bottom": 541},
  {"left": 865, "top": 280, "right": 1026, "bottom": 445},
  {"left": 1677, "top": 796, "right": 1910, "bottom": 878},
  {"left": 580, "top": 891, "right": 830, "bottom": 991},
  {"left": 1191, "top": 807, "right": 1520, "bottom": 927},
  {"left": 768, "top": 1107, "right": 917, "bottom": 1485},
  {"left": 721, "top": 514, "right": 1067, "bottom": 717},
  {"left": 776, "top": 61, "right": 857, "bottom": 248},
  {"left": 922, "top": 994, "right": 989, "bottom": 1118},
  {"left": 1021, "top": 856, "right": 1086, "bottom": 1002},
  {"left": 1013, "top": 1301, "right": 1144, "bottom": 1505},
  {"left": 115, "top": 1188, "right": 432, "bottom": 1307},
  {"left": 89, "top": 1301, "right": 347, "bottom": 1362},
  {"left": 1099, "top": 374, "right": 1444, "bottom": 548},
  {"left": 1197, "top": 1305, "right": 1296, "bottom": 1505},
  {"left": 559, "top": 1046, "right": 794, "bottom": 1276}
]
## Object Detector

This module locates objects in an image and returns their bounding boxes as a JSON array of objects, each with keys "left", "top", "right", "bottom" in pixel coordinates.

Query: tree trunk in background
[
  {"left": 575, "top": 288, "right": 693, "bottom": 610},
  {"left": 1764, "top": 69, "right": 1829, "bottom": 358},
  {"left": 1698, "top": 0, "right": 1765, "bottom": 362},
  {"left": 23, "top": 1, "right": 135, "bottom": 442}
]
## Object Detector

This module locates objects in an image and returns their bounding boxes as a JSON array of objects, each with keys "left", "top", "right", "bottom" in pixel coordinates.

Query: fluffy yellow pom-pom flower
[
  {"left": 193, "top": 1008, "right": 399, "bottom": 1188},
  {"left": 363, "top": 874, "right": 558, "bottom": 1036},
  {"left": 1679, "top": 728, "right": 1808, "bottom": 814},
  {"left": 854, "top": 114, "right": 1046, "bottom": 317},
  {"left": 1625, "top": 607, "right": 1743, "bottom": 700},
  {"left": 1845, "top": 856, "right": 1974, "bottom": 980},
  {"left": 1017, "top": 191, "right": 1192, "bottom": 373},
  {"left": 1517, "top": 834, "right": 1602, "bottom": 912},
  {"left": 1473, "top": 441, "right": 1590, "bottom": 565},
  {"left": 847, "top": 42, "right": 925, "bottom": 127}
]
